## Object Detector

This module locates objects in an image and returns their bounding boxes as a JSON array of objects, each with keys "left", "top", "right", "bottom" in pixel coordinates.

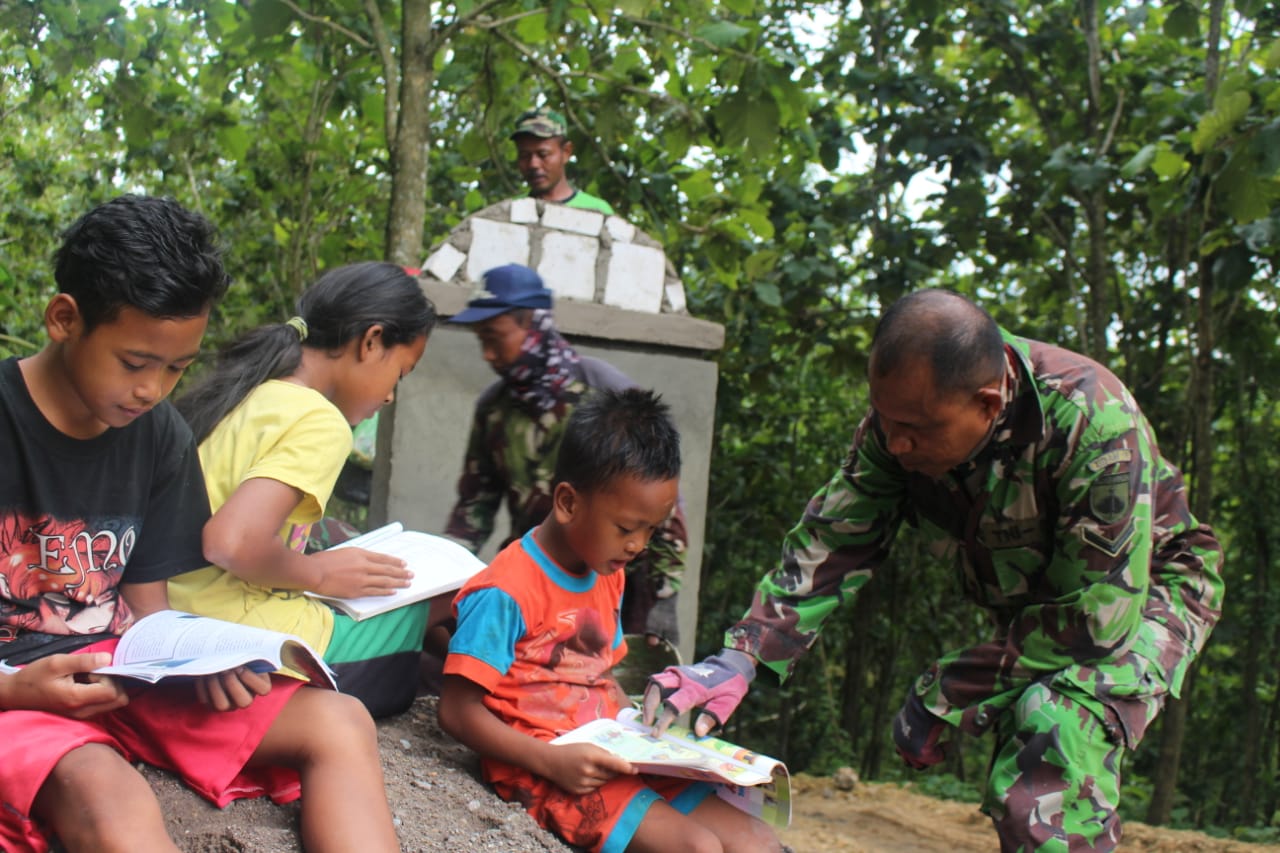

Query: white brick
[
  {"left": 606, "top": 216, "right": 636, "bottom": 243},
  {"left": 423, "top": 243, "right": 466, "bottom": 283},
  {"left": 664, "top": 281, "right": 687, "bottom": 313},
  {"left": 541, "top": 204, "right": 604, "bottom": 237},
  {"left": 603, "top": 243, "right": 666, "bottom": 313},
  {"left": 537, "top": 232, "right": 598, "bottom": 302},
  {"left": 509, "top": 198, "right": 539, "bottom": 223},
  {"left": 466, "top": 219, "right": 531, "bottom": 281}
]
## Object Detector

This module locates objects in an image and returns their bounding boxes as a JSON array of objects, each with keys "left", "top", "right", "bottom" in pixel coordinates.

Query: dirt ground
[{"left": 147, "top": 696, "right": 1274, "bottom": 852}]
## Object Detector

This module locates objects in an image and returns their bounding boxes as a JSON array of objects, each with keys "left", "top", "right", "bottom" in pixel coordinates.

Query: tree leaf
[
  {"left": 697, "top": 21, "right": 751, "bottom": 48},
  {"left": 1120, "top": 143, "right": 1157, "bottom": 179},
  {"left": 1163, "top": 2, "right": 1200, "bottom": 40},
  {"left": 515, "top": 11, "right": 548, "bottom": 43},
  {"left": 715, "top": 90, "right": 780, "bottom": 157},
  {"left": 1151, "top": 148, "right": 1190, "bottom": 180},
  {"left": 1218, "top": 149, "right": 1275, "bottom": 223},
  {"left": 753, "top": 280, "right": 782, "bottom": 306},
  {"left": 249, "top": 0, "right": 293, "bottom": 39},
  {"left": 1192, "top": 90, "right": 1251, "bottom": 154}
]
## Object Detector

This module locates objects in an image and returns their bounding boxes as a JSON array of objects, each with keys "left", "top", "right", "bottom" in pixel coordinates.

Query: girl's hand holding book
[{"left": 309, "top": 548, "right": 412, "bottom": 599}]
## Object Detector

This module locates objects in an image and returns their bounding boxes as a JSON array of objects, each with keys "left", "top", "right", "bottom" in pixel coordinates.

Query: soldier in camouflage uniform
[
  {"left": 646, "top": 289, "right": 1223, "bottom": 852},
  {"left": 445, "top": 264, "right": 687, "bottom": 640}
]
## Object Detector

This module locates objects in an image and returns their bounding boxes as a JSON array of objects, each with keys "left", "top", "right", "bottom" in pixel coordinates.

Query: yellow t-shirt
[{"left": 167, "top": 380, "right": 352, "bottom": 652}]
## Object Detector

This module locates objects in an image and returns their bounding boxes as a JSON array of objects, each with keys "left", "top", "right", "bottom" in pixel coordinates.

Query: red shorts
[
  {"left": 0, "top": 640, "right": 305, "bottom": 853},
  {"left": 491, "top": 765, "right": 713, "bottom": 853}
]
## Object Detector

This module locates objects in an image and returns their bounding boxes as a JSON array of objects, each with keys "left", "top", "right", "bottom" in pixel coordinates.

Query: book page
[
  {"left": 552, "top": 713, "right": 773, "bottom": 786},
  {"left": 552, "top": 708, "right": 792, "bottom": 827},
  {"left": 110, "top": 610, "right": 296, "bottom": 663},
  {"left": 310, "top": 525, "right": 485, "bottom": 618},
  {"left": 616, "top": 709, "right": 778, "bottom": 785},
  {"left": 96, "top": 610, "right": 335, "bottom": 687}
]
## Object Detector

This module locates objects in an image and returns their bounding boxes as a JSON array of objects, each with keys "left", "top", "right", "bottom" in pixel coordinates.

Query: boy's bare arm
[
  {"left": 119, "top": 580, "right": 273, "bottom": 711},
  {"left": 204, "top": 476, "right": 411, "bottom": 599},
  {"left": 438, "top": 674, "right": 634, "bottom": 795}
]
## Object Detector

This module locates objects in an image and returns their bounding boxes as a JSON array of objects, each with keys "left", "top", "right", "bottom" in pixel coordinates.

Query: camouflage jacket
[
  {"left": 727, "top": 332, "right": 1224, "bottom": 746},
  {"left": 444, "top": 356, "right": 687, "bottom": 636}
]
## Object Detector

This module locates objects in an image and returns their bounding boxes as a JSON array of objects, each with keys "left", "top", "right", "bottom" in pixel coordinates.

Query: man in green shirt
[{"left": 511, "top": 107, "right": 614, "bottom": 214}]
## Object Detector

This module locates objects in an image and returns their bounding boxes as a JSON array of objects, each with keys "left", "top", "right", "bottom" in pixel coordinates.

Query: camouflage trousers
[{"left": 982, "top": 680, "right": 1155, "bottom": 852}]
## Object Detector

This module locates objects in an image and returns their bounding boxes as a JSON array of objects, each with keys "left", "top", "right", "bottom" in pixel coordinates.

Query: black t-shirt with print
[{"left": 0, "top": 357, "right": 211, "bottom": 660}]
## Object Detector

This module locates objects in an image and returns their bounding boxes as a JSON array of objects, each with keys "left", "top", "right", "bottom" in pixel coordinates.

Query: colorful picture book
[{"left": 552, "top": 707, "right": 791, "bottom": 827}]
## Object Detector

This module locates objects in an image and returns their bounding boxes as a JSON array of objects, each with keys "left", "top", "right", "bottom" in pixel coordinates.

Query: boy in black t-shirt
[{"left": 0, "top": 196, "right": 399, "bottom": 853}]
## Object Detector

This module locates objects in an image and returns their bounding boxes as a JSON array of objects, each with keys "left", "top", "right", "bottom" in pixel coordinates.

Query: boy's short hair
[
  {"left": 54, "top": 194, "right": 230, "bottom": 332},
  {"left": 554, "top": 387, "right": 680, "bottom": 493}
]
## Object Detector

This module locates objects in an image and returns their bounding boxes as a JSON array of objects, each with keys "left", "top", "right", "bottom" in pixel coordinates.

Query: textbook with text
[
  {"left": 551, "top": 707, "right": 791, "bottom": 827},
  {"left": 94, "top": 609, "right": 336, "bottom": 688},
  {"left": 307, "top": 522, "right": 486, "bottom": 621}
]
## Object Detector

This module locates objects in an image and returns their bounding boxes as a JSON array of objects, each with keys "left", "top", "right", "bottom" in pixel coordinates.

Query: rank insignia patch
[
  {"left": 1082, "top": 518, "right": 1135, "bottom": 557},
  {"left": 1089, "top": 472, "right": 1131, "bottom": 524}
]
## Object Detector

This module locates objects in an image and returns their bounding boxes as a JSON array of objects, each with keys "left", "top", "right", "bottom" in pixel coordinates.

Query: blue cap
[{"left": 450, "top": 264, "right": 553, "bottom": 324}]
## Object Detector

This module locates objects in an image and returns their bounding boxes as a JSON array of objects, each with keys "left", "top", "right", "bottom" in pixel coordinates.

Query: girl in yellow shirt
[{"left": 170, "top": 262, "right": 435, "bottom": 717}]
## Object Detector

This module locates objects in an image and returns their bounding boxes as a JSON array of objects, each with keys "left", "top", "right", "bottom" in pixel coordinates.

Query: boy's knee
[
  {"left": 722, "top": 820, "right": 782, "bottom": 853},
  {"left": 317, "top": 688, "right": 377, "bottom": 730},
  {"left": 681, "top": 829, "right": 723, "bottom": 853},
  {"left": 43, "top": 742, "right": 135, "bottom": 801},
  {"left": 37, "top": 744, "right": 171, "bottom": 852},
  {"left": 297, "top": 690, "right": 379, "bottom": 754}
]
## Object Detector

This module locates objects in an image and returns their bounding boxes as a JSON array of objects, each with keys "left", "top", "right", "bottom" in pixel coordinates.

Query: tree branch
[
  {"left": 470, "top": 9, "right": 545, "bottom": 30},
  {"left": 1098, "top": 87, "right": 1124, "bottom": 157},
  {"left": 616, "top": 13, "right": 756, "bottom": 61},
  {"left": 434, "top": 0, "right": 511, "bottom": 47},
  {"left": 276, "top": 0, "right": 371, "bottom": 47},
  {"left": 361, "top": 0, "right": 399, "bottom": 151}
]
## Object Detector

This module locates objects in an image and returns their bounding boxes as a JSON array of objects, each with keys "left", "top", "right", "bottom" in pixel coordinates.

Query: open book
[
  {"left": 306, "top": 522, "right": 486, "bottom": 621},
  {"left": 94, "top": 609, "right": 336, "bottom": 688},
  {"left": 551, "top": 707, "right": 791, "bottom": 827}
]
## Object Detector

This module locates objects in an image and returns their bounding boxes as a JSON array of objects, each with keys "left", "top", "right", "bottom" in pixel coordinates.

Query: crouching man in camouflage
[{"left": 645, "top": 288, "right": 1223, "bottom": 852}]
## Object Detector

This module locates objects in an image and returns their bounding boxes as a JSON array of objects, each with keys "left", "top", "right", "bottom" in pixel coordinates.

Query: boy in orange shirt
[{"left": 439, "top": 388, "right": 778, "bottom": 853}]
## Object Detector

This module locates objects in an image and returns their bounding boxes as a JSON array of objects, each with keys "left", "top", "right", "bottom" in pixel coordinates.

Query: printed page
[
  {"left": 96, "top": 610, "right": 334, "bottom": 687},
  {"left": 310, "top": 526, "right": 485, "bottom": 618},
  {"left": 613, "top": 710, "right": 791, "bottom": 827},
  {"left": 552, "top": 714, "right": 773, "bottom": 785},
  {"left": 614, "top": 708, "right": 778, "bottom": 785}
]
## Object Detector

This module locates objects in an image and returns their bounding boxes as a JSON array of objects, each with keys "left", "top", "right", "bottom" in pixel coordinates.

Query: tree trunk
[
  {"left": 1145, "top": 0, "right": 1224, "bottom": 825},
  {"left": 1231, "top": 377, "right": 1268, "bottom": 824},
  {"left": 1079, "top": 0, "right": 1110, "bottom": 362},
  {"left": 384, "top": 0, "right": 433, "bottom": 266}
]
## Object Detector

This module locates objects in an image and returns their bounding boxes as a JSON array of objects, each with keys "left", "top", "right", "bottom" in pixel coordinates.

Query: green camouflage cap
[{"left": 510, "top": 107, "right": 567, "bottom": 139}]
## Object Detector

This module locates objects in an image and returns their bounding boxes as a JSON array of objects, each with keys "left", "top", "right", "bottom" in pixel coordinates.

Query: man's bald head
[{"left": 869, "top": 289, "right": 1005, "bottom": 397}]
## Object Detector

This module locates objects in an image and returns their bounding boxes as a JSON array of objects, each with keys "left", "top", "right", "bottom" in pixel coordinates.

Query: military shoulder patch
[
  {"left": 1088, "top": 471, "right": 1131, "bottom": 524},
  {"left": 1087, "top": 448, "right": 1132, "bottom": 472}
]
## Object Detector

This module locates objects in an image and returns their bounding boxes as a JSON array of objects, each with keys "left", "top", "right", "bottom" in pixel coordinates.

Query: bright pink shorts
[{"left": 0, "top": 640, "right": 305, "bottom": 852}]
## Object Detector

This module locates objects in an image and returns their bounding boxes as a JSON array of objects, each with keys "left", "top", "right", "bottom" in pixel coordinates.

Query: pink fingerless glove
[
  {"left": 893, "top": 690, "right": 949, "bottom": 769},
  {"left": 644, "top": 648, "right": 756, "bottom": 732}
]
